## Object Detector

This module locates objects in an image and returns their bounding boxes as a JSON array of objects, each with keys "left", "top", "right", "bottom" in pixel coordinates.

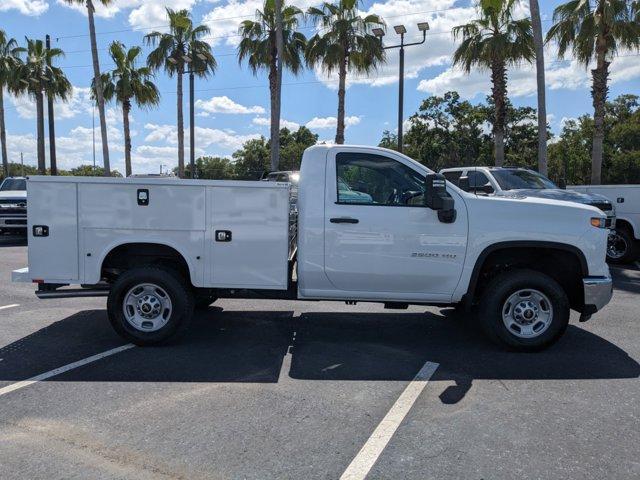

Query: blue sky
[{"left": 1, "top": 0, "right": 639, "bottom": 174}]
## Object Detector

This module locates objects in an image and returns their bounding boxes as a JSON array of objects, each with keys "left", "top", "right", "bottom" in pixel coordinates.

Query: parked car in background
[
  {"left": 0, "top": 177, "right": 27, "bottom": 235},
  {"left": 571, "top": 184, "right": 640, "bottom": 264},
  {"left": 439, "top": 166, "right": 619, "bottom": 261}
]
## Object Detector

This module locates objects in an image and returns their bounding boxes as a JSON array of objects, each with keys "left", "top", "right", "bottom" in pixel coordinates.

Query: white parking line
[
  {"left": 0, "top": 304, "right": 19, "bottom": 311},
  {"left": 0, "top": 344, "right": 135, "bottom": 397},
  {"left": 340, "top": 361, "right": 439, "bottom": 480}
]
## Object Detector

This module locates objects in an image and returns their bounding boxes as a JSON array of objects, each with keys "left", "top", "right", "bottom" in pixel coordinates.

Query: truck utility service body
[{"left": 13, "top": 145, "right": 613, "bottom": 350}]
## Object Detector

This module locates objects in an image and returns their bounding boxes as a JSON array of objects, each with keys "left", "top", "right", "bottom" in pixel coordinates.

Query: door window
[
  {"left": 466, "top": 170, "right": 490, "bottom": 188},
  {"left": 336, "top": 152, "right": 425, "bottom": 206},
  {"left": 442, "top": 170, "right": 463, "bottom": 186}
]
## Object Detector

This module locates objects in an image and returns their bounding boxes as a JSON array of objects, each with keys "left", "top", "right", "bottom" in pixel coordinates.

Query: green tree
[
  {"left": 270, "top": 126, "right": 318, "bottom": 170},
  {"left": 13, "top": 38, "right": 71, "bottom": 175},
  {"left": 452, "top": 0, "right": 534, "bottom": 166},
  {"left": 95, "top": 41, "right": 160, "bottom": 177},
  {"left": 183, "top": 156, "right": 236, "bottom": 179},
  {"left": 238, "top": 0, "right": 306, "bottom": 171},
  {"left": 305, "top": 0, "right": 385, "bottom": 144},
  {"left": 146, "top": 9, "right": 217, "bottom": 178},
  {"left": 69, "top": 164, "right": 122, "bottom": 177},
  {"left": 0, "top": 162, "right": 37, "bottom": 181},
  {"left": 62, "top": 0, "right": 112, "bottom": 175},
  {"left": 546, "top": 0, "right": 640, "bottom": 184},
  {"left": 0, "top": 31, "right": 24, "bottom": 178},
  {"left": 232, "top": 137, "right": 270, "bottom": 179}
]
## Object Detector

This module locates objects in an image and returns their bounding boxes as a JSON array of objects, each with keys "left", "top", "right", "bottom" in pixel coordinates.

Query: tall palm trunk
[
  {"left": 335, "top": 56, "right": 347, "bottom": 145},
  {"left": 177, "top": 65, "right": 185, "bottom": 178},
  {"left": 272, "top": 0, "right": 284, "bottom": 172},
  {"left": 35, "top": 89, "right": 46, "bottom": 174},
  {"left": 490, "top": 59, "right": 507, "bottom": 167},
  {"left": 269, "top": 39, "right": 279, "bottom": 172},
  {"left": 530, "top": 0, "right": 547, "bottom": 175},
  {"left": 122, "top": 99, "right": 132, "bottom": 177},
  {"left": 0, "top": 88, "right": 8, "bottom": 177},
  {"left": 591, "top": 40, "right": 609, "bottom": 185},
  {"left": 87, "top": 0, "right": 110, "bottom": 176}
]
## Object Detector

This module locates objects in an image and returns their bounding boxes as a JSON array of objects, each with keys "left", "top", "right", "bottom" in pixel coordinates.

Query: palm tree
[
  {"left": 146, "top": 9, "right": 217, "bottom": 178},
  {"left": 529, "top": 0, "right": 547, "bottom": 175},
  {"left": 62, "top": 0, "right": 112, "bottom": 176},
  {"left": 0, "top": 31, "right": 24, "bottom": 178},
  {"left": 547, "top": 0, "right": 640, "bottom": 184},
  {"left": 94, "top": 42, "right": 160, "bottom": 177},
  {"left": 305, "top": 0, "right": 385, "bottom": 144},
  {"left": 238, "top": 0, "right": 306, "bottom": 171},
  {"left": 452, "top": 0, "right": 534, "bottom": 166},
  {"left": 14, "top": 38, "right": 71, "bottom": 174}
]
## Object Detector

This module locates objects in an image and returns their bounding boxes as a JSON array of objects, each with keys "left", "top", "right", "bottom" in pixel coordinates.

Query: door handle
[{"left": 330, "top": 217, "right": 359, "bottom": 224}]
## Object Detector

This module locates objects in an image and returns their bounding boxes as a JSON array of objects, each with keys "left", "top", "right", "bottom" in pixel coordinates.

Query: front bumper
[{"left": 582, "top": 275, "right": 613, "bottom": 317}]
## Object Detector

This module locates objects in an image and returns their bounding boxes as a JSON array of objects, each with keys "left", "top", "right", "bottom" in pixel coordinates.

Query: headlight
[{"left": 590, "top": 217, "right": 607, "bottom": 228}]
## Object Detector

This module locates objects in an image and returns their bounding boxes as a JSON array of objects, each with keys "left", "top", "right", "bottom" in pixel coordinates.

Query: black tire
[
  {"left": 195, "top": 295, "right": 218, "bottom": 310},
  {"left": 107, "top": 267, "right": 194, "bottom": 346},
  {"left": 607, "top": 227, "right": 639, "bottom": 264},
  {"left": 478, "top": 269, "right": 570, "bottom": 351}
]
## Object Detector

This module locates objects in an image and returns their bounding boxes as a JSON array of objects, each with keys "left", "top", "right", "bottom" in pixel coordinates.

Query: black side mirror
[
  {"left": 558, "top": 178, "right": 567, "bottom": 190},
  {"left": 458, "top": 176, "right": 470, "bottom": 192},
  {"left": 425, "top": 173, "right": 456, "bottom": 223},
  {"left": 481, "top": 183, "right": 494, "bottom": 194}
]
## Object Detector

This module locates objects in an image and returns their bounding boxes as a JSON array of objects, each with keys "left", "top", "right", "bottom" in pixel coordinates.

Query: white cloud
[
  {"left": 195, "top": 95, "right": 265, "bottom": 114},
  {"left": 417, "top": 40, "right": 640, "bottom": 100},
  {"left": 144, "top": 123, "right": 260, "bottom": 151},
  {"left": 0, "top": 0, "right": 48, "bottom": 15},
  {"left": 10, "top": 86, "right": 93, "bottom": 121},
  {"left": 144, "top": 123, "right": 177, "bottom": 143},
  {"left": 306, "top": 116, "right": 361, "bottom": 129},
  {"left": 252, "top": 116, "right": 300, "bottom": 130}
]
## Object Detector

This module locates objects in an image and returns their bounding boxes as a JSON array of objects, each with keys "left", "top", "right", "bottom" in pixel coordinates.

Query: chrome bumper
[{"left": 583, "top": 276, "right": 613, "bottom": 314}]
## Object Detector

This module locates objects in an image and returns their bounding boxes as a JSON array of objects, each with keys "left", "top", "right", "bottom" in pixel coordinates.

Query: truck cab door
[{"left": 323, "top": 148, "right": 468, "bottom": 302}]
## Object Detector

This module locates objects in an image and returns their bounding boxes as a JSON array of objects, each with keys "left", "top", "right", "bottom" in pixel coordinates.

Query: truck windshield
[
  {"left": 492, "top": 170, "right": 557, "bottom": 190},
  {"left": 0, "top": 179, "right": 26, "bottom": 191}
]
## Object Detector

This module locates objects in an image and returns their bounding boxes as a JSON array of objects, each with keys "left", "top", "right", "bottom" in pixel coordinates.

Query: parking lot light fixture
[
  {"left": 372, "top": 27, "right": 385, "bottom": 38},
  {"left": 417, "top": 21, "right": 430, "bottom": 32},
  {"left": 393, "top": 24, "right": 407, "bottom": 35}
]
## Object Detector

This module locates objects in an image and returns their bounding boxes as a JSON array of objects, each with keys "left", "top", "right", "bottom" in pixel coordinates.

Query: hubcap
[
  {"left": 607, "top": 231, "right": 628, "bottom": 260},
  {"left": 502, "top": 289, "right": 553, "bottom": 339},
  {"left": 123, "top": 283, "right": 172, "bottom": 332}
]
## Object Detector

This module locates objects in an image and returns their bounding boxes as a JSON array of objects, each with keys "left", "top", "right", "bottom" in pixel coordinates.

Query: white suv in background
[{"left": 0, "top": 177, "right": 27, "bottom": 235}]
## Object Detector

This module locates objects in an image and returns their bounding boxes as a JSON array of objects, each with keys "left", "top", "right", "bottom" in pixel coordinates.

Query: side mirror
[
  {"left": 481, "top": 183, "right": 494, "bottom": 194},
  {"left": 558, "top": 178, "right": 567, "bottom": 190},
  {"left": 424, "top": 173, "right": 456, "bottom": 223},
  {"left": 458, "top": 176, "right": 470, "bottom": 192}
]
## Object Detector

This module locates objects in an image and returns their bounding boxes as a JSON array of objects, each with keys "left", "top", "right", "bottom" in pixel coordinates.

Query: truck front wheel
[
  {"left": 107, "top": 267, "right": 194, "bottom": 346},
  {"left": 478, "top": 270, "right": 569, "bottom": 351}
]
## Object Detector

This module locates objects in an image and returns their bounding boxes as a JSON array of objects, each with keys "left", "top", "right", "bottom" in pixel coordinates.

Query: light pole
[
  {"left": 178, "top": 53, "right": 209, "bottom": 179},
  {"left": 373, "top": 22, "right": 429, "bottom": 153}
]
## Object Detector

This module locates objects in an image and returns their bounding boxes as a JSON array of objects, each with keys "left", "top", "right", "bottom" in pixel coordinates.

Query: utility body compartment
[{"left": 25, "top": 176, "right": 291, "bottom": 290}]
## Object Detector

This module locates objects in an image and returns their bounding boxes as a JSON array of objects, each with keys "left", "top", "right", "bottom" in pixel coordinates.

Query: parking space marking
[
  {"left": 0, "top": 344, "right": 135, "bottom": 397},
  {"left": 0, "top": 304, "right": 20, "bottom": 311},
  {"left": 340, "top": 361, "right": 439, "bottom": 480}
]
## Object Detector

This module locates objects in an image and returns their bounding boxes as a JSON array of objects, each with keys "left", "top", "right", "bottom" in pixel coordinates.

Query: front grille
[
  {"left": 589, "top": 201, "right": 612, "bottom": 212},
  {"left": 0, "top": 208, "right": 26, "bottom": 215},
  {"left": 5, "top": 219, "right": 26, "bottom": 225}
]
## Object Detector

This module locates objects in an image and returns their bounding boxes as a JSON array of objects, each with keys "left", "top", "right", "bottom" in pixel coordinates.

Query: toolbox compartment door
[{"left": 27, "top": 181, "right": 79, "bottom": 282}]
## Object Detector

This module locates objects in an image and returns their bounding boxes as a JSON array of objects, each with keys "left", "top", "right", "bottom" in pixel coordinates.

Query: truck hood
[
  {"left": 498, "top": 188, "right": 611, "bottom": 206},
  {"left": 0, "top": 190, "right": 27, "bottom": 201}
]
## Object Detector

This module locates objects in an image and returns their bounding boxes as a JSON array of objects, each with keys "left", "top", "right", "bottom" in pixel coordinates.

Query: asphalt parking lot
[{"left": 1, "top": 233, "right": 639, "bottom": 480}]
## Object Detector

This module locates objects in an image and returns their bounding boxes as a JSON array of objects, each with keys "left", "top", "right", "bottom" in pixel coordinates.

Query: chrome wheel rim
[
  {"left": 607, "top": 231, "right": 628, "bottom": 260},
  {"left": 123, "top": 283, "right": 172, "bottom": 332},
  {"left": 502, "top": 289, "right": 553, "bottom": 339}
]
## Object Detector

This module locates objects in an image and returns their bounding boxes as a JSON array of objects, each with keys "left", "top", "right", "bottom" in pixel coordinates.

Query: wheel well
[
  {"left": 101, "top": 243, "right": 191, "bottom": 284},
  {"left": 616, "top": 219, "right": 635, "bottom": 237},
  {"left": 469, "top": 246, "right": 585, "bottom": 310}
]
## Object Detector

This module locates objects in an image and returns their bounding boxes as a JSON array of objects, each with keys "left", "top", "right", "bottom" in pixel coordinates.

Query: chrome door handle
[{"left": 330, "top": 217, "right": 359, "bottom": 224}]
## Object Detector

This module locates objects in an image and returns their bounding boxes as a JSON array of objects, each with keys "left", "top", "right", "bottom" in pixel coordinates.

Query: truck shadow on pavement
[{"left": 0, "top": 307, "right": 638, "bottom": 404}]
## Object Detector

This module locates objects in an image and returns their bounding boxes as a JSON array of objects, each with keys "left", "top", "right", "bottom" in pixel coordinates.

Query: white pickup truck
[
  {"left": 12, "top": 145, "right": 613, "bottom": 351},
  {"left": 570, "top": 184, "right": 640, "bottom": 264}
]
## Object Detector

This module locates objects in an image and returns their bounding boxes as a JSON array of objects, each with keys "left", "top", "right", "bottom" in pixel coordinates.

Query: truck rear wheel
[
  {"left": 107, "top": 267, "right": 194, "bottom": 346},
  {"left": 478, "top": 269, "right": 569, "bottom": 351}
]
